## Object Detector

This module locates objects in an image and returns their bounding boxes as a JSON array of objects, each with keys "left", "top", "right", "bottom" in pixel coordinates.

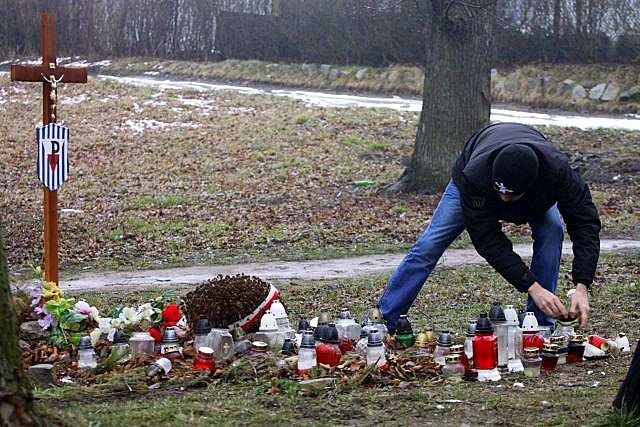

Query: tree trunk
[
  {"left": 0, "top": 230, "right": 41, "bottom": 426},
  {"left": 388, "top": 0, "right": 493, "bottom": 194},
  {"left": 613, "top": 344, "right": 640, "bottom": 414}
]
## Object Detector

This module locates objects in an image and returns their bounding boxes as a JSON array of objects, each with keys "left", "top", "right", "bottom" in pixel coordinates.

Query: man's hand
[
  {"left": 528, "top": 282, "right": 568, "bottom": 319},
  {"left": 569, "top": 283, "right": 590, "bottom": 328}
]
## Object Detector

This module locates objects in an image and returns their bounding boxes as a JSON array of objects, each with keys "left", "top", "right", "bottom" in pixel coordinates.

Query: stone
[
  {"left": 355, "top": 68, "right": 368, "bottom": 80},
  {"left": 301, "top": 63, "right": 317, "bottom": 75},
  {"left": 387, "top": 70, "right": 401, "bottom": 83},
  {"left": 28, "top": 364, "right": 55, "bottom": 387},
  {"left": 19, "top": 340, "right": 31, "bottom": 352},
  {"left": 20, "top": 321, "right": 50, "bottom": 342},
  {"left": 572, "top": 85, "right": 587, "bottom": 101},
  {"left": 619, "top": 86, "right": 640, "bottom": 102},
  {"left": 601, "top": 83, "right": 620, "bottom": 101},
  {"left": 320, "top": 64, "right": 332, "bottom": 77},
  {"left": 527, "top": 78, "right": 541, "bottom": 91},
  {"left": 299, "top": 377, "right": 336, "bottom": 391},
  {"left": 504, "top": 72, "right": 519, "bottom": 92},
  {"left": 556, "top": 79, "right": 575, "bottom": 96},
  {"left": 589, "top": 83, "right": 607, "bottom": 100},
  {"left": 328, "top": 69, "right": 340, "bottom": 81}
]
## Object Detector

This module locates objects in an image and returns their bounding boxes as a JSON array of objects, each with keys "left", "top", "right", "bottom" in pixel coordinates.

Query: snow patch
[
  {"left": 66, "top": 59, "right": 112, "bottom": 68},
  {"left": 124, "top": 119, "right": 200, "bottom": 133},
  {"left": 62, "top": 94, "right": 89, "bottom": 105},
  {"left": 144, "top": 71, "right": 161, "bottom": 76}
]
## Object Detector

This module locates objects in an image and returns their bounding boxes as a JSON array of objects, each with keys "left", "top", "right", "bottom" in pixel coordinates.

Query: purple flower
[
  {"left": 28, "top": 284, "right": 42, "bottom": 307},
  {"left": 37, "top": 314, "right": 54, "bottom": 330}
]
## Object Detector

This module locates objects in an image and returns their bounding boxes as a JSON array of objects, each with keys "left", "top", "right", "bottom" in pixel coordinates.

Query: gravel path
[{"left": 51, "top": 239, "right": 640, "bottom": 292}]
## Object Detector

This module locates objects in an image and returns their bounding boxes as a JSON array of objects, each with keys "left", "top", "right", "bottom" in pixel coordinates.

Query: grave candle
[
  {"left": 472, "top": 314, "right": 498, "bottom": 371},
  {"left": 193, "top": 346, "right": 216, "bottom": 371}
]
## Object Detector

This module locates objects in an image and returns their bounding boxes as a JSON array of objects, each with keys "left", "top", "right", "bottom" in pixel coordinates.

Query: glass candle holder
[
  {"left": 550, "top": 336, "right": 567, "bottom": 365},
  {"left": 193, "top": 346, "right": 216, "bottom": 371},
  {"left": 366, "top": 328, "right": 387, "bottom": 369},
  {"left": 522, "top": 347, "right": 542, "bottom": 377},
  {"left": 77, "top": 336, "right": 97, "bottom": 369},
  {"left": 567, "top": 335, "right": 586, "bottom": 363},
  {"left": 442, "top": 354, "right": 465, "bottom": 379},
  {"left": 434, "top": 330, "right": 453, "bottom": 366},
  {"left": 472, "top": 314, "right": 498, "bottom": 370},
  {"left": 130, "top": 332, "right": 156, "bottom": 356},
  {"left": 449, "top": 344, "right": 468, "bottom": 371},
  {"left": 541, "top": 343, "right": 559, "bottom": 372}
]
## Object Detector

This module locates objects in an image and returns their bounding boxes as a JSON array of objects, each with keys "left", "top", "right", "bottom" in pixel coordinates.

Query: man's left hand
[{"left": 569, "top": 283, "right": 590, "bottom": 328}]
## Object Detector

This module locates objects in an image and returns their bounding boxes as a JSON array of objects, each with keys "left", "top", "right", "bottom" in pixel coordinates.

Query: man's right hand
[{"left": 527, "top": 282, "right": 568, "bottom": 318}]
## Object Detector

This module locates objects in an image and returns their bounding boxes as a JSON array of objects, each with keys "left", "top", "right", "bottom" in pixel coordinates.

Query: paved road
[{"left": 48, "top": 239, "right": 640, "bottom": 292}]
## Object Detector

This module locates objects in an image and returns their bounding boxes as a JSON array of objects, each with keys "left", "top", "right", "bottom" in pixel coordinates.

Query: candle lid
[
  {"left": 523, "top": 347, "right": 539, "bottom": 357},
  {"left": 269, "top": 300, "right": 288, "bottom": 319},
  {"left": 556, "top": 315, "right": 579, "bottom": 327},
  {"left": 396, "top": 315, "right": 413, "bottom": 334},
  {"left": 113, "top": 329, "right": 128, "bottom": 344},
  {"left": 445, "top": 354, "right": 461, "bottom": 363},
  {"left": 489, "top": 302, "right": 506, "bottom": 323},
  {"left": 297, "top": 317, "right": 310, "bottom": 332},
  {"left": 475, "top": 314, "right": 494, "bottom": 333},
  {"left": 78, "top": 335, "right": 93, "bottom": 350},
  {"left": 466, "top": 320, "right": 477, "bottom": 337},
  {"left": 370, "top": 307, "right": 384, "bottom": 323},
  {"left": 198, "top": 346, "right": 214, "bottom": 355},
  {"left": 367, "top": 328, "right": 383, "bottom": 347},
  {"left": 338, "top": 308, "right": 353, "bottom": 320},
  {"left": 550, "top": 336, "right": 565, "bottom": 345},
  {"left": 543, "top": 343, "right": 558, "bottom": 353},
  {"left": 569, "top": 334, "right": 585, "bottom": 343},
  {"left": 162, "top": 327, "right": 179, "bottom": 344},
  {"left": 300, "top": 331, "right": 316, "bottom": 349},
  {"left": 437, "top": 330, "right": 453, "bottom": 346},
  {"left": 322, "top": 323, "right": 340, "bottom": 344},
  {"left": 449, "top": 344, "right": 464, "bottom": 354},
  {"left": 415, "top": 332, "right": 430, "bottom": 347},
  {"left": 521, "top": 312, "right": 540, "bottom": 332},
  {"left": 195, "top": 317, "right": 212, "bottom": 335},
  {"left": 251, "top": 341, "right": 269, "bottom": 352}
]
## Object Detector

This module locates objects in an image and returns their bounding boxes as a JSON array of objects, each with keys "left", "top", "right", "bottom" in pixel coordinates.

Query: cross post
[{"left": 10, "top": 12, "right": 87, "bottom": 284}]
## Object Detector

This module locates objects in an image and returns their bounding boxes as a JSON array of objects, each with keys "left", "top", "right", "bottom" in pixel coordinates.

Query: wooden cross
[{"left": 10, "top": 12, "right": 87, "bottom": 284}]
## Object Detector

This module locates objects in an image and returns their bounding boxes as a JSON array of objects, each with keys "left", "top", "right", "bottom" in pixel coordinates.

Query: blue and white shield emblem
[{"left": 36, "top": 123, "right": 69, "bottom": 191}]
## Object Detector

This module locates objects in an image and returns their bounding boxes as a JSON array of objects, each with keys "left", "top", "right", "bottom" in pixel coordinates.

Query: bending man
[{"left": 379, "top": 123, "right": 601, "bottom": 331}]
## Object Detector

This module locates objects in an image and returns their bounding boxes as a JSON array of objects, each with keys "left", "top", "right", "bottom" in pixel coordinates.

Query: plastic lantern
[
  {"left": 232, "top": 324, "right": 251, "bottom": 354},
  {"left": 193, "top": 346, "right": 216, "bottom": 371},
  {"left": 395, "top": 315, "right": 416, "bottom": 348},
  {"left": 160, "top": 327, "right": 183, "bottom": 360},
  {"left": 316, "top": 323, "right": 342, "bottom": 367},
  {"left": 503, "top": 305, "right": 524, "bottom": 373},
  {"left": 335, "top": 307, "right": 362, "bottom": 342},
  {"left": 366, "top": 328, "right": 388, "bottom": 369},
  {"left": 297, "top": 331, "right": 317, "bottom": 375},
  {"left": 472, "top": 314, "right": 501, "bottom": 382},
  {"left": 464, "top": 320, "right": 477, "bottom": 367},
  {"left": 77, "top": 335, "right": 97, "bottom": 369},
  {"left": 194, "top": 317, "right": 213, "bottom": 353},
  {"left": 521, "top": 312, "right": 545, "bottom": 351},
  {"left": 270, "top": 299, "right": 295, "bottom": 339},
  {"left": 489, "top": 302, "right": 508, "bottom": 370},
  {"left": 434, "top": 330, "right": 452, "bottom": 366}
]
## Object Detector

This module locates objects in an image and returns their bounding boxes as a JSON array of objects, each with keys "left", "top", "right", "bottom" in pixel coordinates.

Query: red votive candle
[{"left": 541, "top": 343, "right": 559, "bottom": 372}]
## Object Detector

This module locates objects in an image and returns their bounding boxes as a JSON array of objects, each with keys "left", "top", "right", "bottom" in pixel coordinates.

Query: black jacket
[{"left": 451, "top": 123, "right": 601, "bottom": 292}]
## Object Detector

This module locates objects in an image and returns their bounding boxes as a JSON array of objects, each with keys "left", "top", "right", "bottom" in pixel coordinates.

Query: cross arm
[{"left": 10, "top": 64, "right": 88, "bottom": 83}]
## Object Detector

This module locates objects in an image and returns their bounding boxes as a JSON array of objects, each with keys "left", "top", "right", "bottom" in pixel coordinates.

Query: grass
[
  {"left": 0, "top": 72, "right": 638, "bottom": 280},
  {"left": 34, "top": 252, "right": 639, "bottom": 426}
]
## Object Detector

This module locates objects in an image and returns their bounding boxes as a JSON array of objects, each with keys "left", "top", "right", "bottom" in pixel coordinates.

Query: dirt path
[{"left": 50, "top": 239, "right": 640, "bottom": 292}]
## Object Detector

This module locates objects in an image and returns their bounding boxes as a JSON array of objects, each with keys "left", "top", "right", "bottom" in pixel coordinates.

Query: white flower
[
  {"left": 74, "top": 301, "right": 92, "bottom": 316},
  {"left": 90, "top": 306, "right": 100, "bottom": 322},
  {"left": 136, "top": 303, "right": 156, "bottom": 323},
  {"left": 89, "top": 328, "right": 102, "bottom": 346}
]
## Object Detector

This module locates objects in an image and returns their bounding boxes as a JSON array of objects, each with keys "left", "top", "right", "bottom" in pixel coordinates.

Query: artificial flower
[
  {"left": 74, "top": 301, "right": 92, "bottom": 316},
  {"left": 38, "top": 314, "right": 55, "bottom": 330},
  {"left": 42, "top": 281, "right": 62, "bottom": 300},
  {"left": 161, "top": 303, "right": 181, "bottom": 327},
  {"left": 148, "top": 326, "right": 162, "bottom": 342}
]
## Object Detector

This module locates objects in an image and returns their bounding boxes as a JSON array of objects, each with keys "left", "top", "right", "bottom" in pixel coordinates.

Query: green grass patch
[
  {"left": 37, "top": 252, "right": 639, "bottom": 426},
  {"left": 342, "top": 135, "right": 391, "bottom": 151}
]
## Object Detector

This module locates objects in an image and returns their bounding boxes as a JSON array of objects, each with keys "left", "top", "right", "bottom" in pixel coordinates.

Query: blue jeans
[{"left": 378, "top": 180, "right": 563, "bottom": 331}]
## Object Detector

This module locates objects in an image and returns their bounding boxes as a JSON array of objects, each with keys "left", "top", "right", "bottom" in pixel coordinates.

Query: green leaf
[{"left": 61, "top": 311, "right": 88, "bottom": 325}]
